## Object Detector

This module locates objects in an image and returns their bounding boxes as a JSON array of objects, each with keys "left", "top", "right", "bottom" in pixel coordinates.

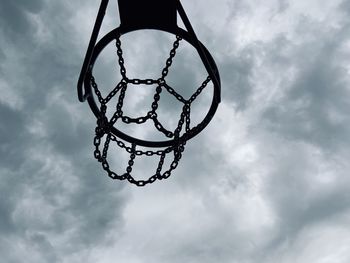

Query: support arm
[{"left": 77, "top": 0, "right": 110, "bottom": 102}]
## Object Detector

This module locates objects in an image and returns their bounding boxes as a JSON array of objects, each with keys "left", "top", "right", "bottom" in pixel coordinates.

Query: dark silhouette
[{"left": 77, "top": 0, "right": 221, "bottom": 186}]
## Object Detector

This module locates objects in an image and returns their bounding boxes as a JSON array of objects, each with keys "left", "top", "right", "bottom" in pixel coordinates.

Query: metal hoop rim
[{"left": 84, "top": 26, "right": 221, "bottom": 148}]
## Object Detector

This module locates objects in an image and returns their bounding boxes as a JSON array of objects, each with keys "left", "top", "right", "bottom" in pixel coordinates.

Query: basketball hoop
[{"left": 77, "top": 0, "right": 221, "bottom": 186}]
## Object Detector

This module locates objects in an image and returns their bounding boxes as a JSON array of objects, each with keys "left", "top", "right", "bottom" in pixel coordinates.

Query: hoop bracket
[{"left": 118, "top": 0, "right": 177, "bottom": 31}]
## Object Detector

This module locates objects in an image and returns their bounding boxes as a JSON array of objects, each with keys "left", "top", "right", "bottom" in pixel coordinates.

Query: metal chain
[
  {"left": 116, "top": 37, "right": 127, "bottom": 79},
  {"left": 127, "top": 78, "right": 158, "bottom": 85},
  {"left": 93, "top": 129, "right": 186, "bottom": 186},
  {"left": 163, "top": 83, "right": 187, "bottom": 103},
  {"left": 90, "top": 34, "right": 211, "bottom": 186},
  {"left": 105, "top": 81, "right": 125, "bottom": 104},
  {"left": 162, "top": 36, "right": 182, "bottom": 78},
  {"left": 188, "top": 76, "right": 211, "bottom": 103},
  {"left": 91, "top": 75, "right": 104, "bottom": 104}
]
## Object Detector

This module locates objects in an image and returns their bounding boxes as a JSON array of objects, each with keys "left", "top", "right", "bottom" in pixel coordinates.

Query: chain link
[
  {"left": 188, "top": 76, "right": 211, "bottom": 103},
  {"left": 162, "top": 36, "right": 182, "bottom": 78},
  {"left": 116, "top": 37, "right": 127, "bottom": 79},
  {"left": 105, "top": 81, "right": 125, "bottom": 104},
  {"left": 89, "top": 34, "right": 211, "bottom": 186},
  {"left": 127, "top": 78, "right": 158, "bottom": 85},
  {"left": 91, "top": 75, "right": 104, "bottom": 104},
  {"left": 163, "top": 83, "right": 187, "bottom": 103},
  {"left": 93, "top": 129, "right": 186, "bottom": 186}
]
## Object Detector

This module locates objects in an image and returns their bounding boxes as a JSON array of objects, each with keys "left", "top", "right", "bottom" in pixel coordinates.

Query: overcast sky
[{"left": 1, "top": 0, "right": 350, "bottom": 262}]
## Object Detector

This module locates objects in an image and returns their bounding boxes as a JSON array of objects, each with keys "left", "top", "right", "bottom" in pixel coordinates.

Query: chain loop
[{"left": 89, "top": 34, "right": 212, "bottom": 186}]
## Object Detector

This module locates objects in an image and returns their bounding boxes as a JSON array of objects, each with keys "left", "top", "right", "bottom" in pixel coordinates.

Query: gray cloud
[
  {"left": 0, "top": 1, "right": 129, "bottom": 262},
  {"left": 0, "top": 0, "right": 44, "bottom": 41},
  {"left": 259, "top": 140, "right": 350, "bottom": 252},
  {"left": 0, "top": 104, "right": 28, "bottom": 168},
  {"left": 1, "top": 0, "right": 350, "bottom": 262},
  {"left": 220, "top": 48, "right": 255, "bottom": 110},
  {"left": 261, "top": 18, "right": 350, "bottom": 152}
]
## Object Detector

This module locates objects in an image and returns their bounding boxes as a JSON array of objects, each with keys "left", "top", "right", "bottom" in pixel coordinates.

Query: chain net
[{"left": 90, "top": 34, "right": 211, "bottom": 186}]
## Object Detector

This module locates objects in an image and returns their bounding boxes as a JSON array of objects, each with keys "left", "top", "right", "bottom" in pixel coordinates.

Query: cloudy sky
[{"left": 1, "top": 0, "right": 350, "bottom": 262}]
